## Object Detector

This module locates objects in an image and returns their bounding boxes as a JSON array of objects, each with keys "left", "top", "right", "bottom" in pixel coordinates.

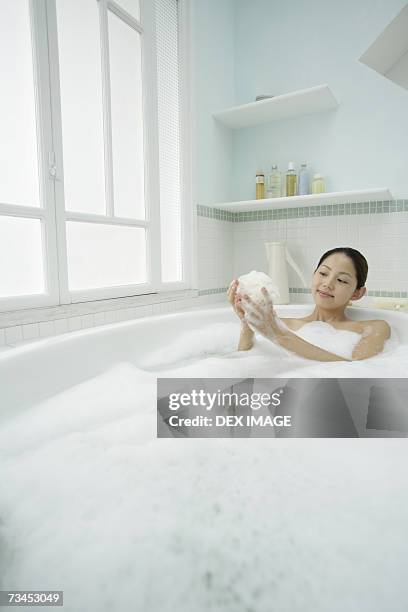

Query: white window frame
[
  {"left": 0, "top": 0, "right": 194, "bottom": 313},
  {"left": 0, "top": 0, "right": 60, "bottom": 312}
]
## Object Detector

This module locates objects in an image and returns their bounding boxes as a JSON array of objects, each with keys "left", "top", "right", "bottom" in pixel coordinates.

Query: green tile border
[
  {"left": 197, "top": 205, "right": 234, "bottom": 222},
  {"left": 198, "top": 287, "right": 229, "bottom": 296},
  {"left": 289, "top": 288, "right": 408, "bottom": 298},
  {"left": 288, "top": 288, "right": 312, "bottom": 294},
  {"left": 200, "top": 287, "right": 408, "bottom": 298},
  {"left": 197, "top": 200, "right": 408, "bottom": 222}
]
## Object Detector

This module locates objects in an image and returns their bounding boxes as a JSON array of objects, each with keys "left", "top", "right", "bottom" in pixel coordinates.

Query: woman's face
[{"left": 312, "top": 253, "right": 362, "bottom": 308}]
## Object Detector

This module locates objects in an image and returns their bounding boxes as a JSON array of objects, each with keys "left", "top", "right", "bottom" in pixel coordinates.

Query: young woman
[{"left": 227, "top": 247, "right": 390, "bottom": 361}]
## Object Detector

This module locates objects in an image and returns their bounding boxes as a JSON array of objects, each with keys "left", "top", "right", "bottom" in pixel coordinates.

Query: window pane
[
  {"left": 155, "top": 0, "right": 183, "bottom": 282},
  {"left": 0, "top": 216, "right": 44, "bottom": 297},
  {"left": 66, "top": 222, "right": 146, "bottom": 291},
  {"left": 109, "top": 12, "right": 145, "bottom": 220},
  {"left": 0, "top": 1, "right": 40, "bottom": 207},
  {"left": 115, "top": 0, "right": 140, "bottom": 20},
  {"left": 56, "top": 0, "right": 106, "bottom": 215}
]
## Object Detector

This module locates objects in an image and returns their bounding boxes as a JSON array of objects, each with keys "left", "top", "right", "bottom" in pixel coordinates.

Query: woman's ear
[{"left": 351, "top": 286, "right": 366, "bottom": 301}]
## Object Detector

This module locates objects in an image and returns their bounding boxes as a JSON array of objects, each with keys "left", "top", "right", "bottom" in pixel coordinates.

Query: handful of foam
[{"left": 237, "top": 270, "right": 280, "bottom": 307}]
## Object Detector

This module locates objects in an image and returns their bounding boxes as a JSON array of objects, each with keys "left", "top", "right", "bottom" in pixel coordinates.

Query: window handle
[{"left": 48, "top": 151, "right": 57, "bottom": 179}]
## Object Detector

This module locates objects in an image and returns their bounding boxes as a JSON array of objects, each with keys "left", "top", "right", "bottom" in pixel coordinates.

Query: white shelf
[
  {"left": 208, "top": 189, "right": 393, "bottom": 212},
  {"left": 359, "top": 4, "right": 408, "bottom": 91},
  {"left": 213, "top": 84, "right": 338, "bottom": 129}
]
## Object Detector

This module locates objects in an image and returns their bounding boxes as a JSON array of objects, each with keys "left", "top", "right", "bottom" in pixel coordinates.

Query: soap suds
[
  {"left": 0, "top": 335, "right": 407, "bottom": 612},
  {"left": 294, "top": 321, "right": 361, "bottom": 360},
  {"left": 238, "top": 270, "right": 280, "bottom": 306}
]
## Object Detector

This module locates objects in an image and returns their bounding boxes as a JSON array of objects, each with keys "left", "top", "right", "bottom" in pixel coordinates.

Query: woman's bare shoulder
[
  {"left": 280, "top": 317, "right": 310, "bottom": 331},
  {"left": 343, "top": 318, "right": 391, "bottom": 338},
  {"left": 361, "top": 319, "right": 391, "bottom": 337},
  {"left": 281, "top": 316, "right": 391, "bottom": 338},
  {"left": 351, "top": 319, "right": 391, "bottom": 360}
]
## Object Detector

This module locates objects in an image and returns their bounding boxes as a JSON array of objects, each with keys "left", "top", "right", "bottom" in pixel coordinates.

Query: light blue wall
[
  {"left": 192, "top": 0, "right": 408, "bottom": 204},
  {"left": 232, "top": 0, "right": 408, "bottom": 201},
  {"left": 190, "top": 0, "right": 235, "bottom": 205}
]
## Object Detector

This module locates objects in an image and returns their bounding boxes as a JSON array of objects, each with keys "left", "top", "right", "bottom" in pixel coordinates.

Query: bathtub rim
[{"left": 0, "top": 302, "right": 406, "bottom": 360}]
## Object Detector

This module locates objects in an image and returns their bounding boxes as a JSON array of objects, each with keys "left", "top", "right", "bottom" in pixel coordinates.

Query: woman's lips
[{"left": 317, "top": 290, "right": 334, "bottom": 298}]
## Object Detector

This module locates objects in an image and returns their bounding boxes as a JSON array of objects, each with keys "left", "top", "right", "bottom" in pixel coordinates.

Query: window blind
[{"left": 155, "top": 0, "right": 183, "bottom": 283}]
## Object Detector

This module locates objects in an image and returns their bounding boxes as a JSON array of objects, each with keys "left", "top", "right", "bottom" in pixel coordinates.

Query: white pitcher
[{"left": 265, "top": 242, "right": 307, "bottom": 304}]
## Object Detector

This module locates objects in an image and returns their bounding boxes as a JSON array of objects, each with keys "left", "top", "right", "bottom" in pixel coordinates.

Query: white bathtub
[
  {"left": 1, "top": 304, "right": 408, "bottom": 612},
  {"left": 0, "top": 304, "right": 407, "bottom": 419}
]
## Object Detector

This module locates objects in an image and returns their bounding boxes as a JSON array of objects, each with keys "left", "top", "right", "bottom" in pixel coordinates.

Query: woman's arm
[
  {"left": 242, "top": 289, "right": 348, "bottom": 362},
  {"left": 238, "top": 321, "right": 254, "bottom": 351},
  {"left": 242, "top": 291, "right": 391, "bottom": 362},
  {"left": 351, "top": 321, "right": 391, "bottom": 360}
]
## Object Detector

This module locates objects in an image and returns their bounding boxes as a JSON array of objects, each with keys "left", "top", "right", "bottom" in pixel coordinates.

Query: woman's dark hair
[{"left": 316, "top": 247, "right": 368, "bottom": 289}]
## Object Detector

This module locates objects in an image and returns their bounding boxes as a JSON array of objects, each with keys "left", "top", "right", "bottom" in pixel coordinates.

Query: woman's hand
[
  {"left": 241, "top": 287, "right": 281, "bottom": 339},
  {"left": 227, "top": 279, "right": 246, "bottom": 321},
  {"left": 227, "top": 279, "right": 254, "bottom": 350}
]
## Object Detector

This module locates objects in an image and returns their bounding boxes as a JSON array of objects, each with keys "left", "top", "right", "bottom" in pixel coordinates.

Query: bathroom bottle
[
  {"left": 285, "top": 162, "right": 297, "bottom": 197},
  {"left": 269, "top": 165, "right": 281, "bottom": 198},
  {"left": 298, "top": 163, "right": 309, "bottom": 195},
  {"left": 256, "top": 170, "right": 265, "bottom": 199},
  {"left": 311, "top": 173, "right": 325, "bottom": 194}
]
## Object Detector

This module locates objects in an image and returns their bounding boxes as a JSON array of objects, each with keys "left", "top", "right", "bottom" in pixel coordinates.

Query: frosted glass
[
  {"left": 0, "top": 1, "right": 40, "bottom": 207},
  {"left": 0, "top": 216, "right": 44, "bottom": 297},
  {"left": 155, "top": 0, "right": 182, "bottom": 282},
  {"left": 56, "top": 0, "right": 106, "bottom": 215},
  {"left": 115, "top": 0, "right": 140, "bottom": 20},
  {"left": 66, "top": 222, "right": 146, "bottom": 291},
  {"left": 109, "top": 12, "right": 145, "bottom": 220}
]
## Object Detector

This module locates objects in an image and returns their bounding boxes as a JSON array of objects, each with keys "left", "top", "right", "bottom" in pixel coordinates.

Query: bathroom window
[
  {"left": 0, "top": 0, "right": 189, "bottom": 312},
  {"left": 0, "top": 1, "right": 60, "bottom": 310}
]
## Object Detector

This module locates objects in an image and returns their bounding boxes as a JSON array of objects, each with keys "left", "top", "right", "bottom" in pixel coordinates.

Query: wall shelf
[
  {"left": 213, "top": 84, "right": 338, "bottom": 129},
  {"left": 359, "top": 4, "right": 408, "bottom": 91},
  {"left": 208, "top": 188, "right": 393, "bottom": 212}
]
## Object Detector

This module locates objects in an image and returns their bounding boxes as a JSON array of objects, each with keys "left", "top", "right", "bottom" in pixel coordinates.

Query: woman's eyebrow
[{"left": 320, "top": 264, "right": 352, "bottom": 277}]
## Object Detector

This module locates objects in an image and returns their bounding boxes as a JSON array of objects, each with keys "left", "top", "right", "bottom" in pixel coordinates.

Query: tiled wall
[
  {"left": 2, "top": 198, "right": 407, "bottom": 348},
  {"left": 197, "top": 213, "right": 234, "bottom": 293},
  {"left": 197, "top": 199, "right": 408, "bottom": 301},
  {"left": 0, "top": 294, "right": 223, "bottom": 350}
]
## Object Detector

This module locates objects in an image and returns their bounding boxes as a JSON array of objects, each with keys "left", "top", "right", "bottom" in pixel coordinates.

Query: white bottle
[
  {"left": 268, "top": 165, "right": 281, "bottom": 198},
  {"left": 298, "top": 163, "right": 309, "bottom": 195},
  {"left": 311, "top": 173, "right": 325, "bottom": 194}
]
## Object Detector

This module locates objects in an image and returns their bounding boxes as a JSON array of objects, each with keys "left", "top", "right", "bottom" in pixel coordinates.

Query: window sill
[{"left": 0, "top": 289, "right": 198, "bottom": 329}]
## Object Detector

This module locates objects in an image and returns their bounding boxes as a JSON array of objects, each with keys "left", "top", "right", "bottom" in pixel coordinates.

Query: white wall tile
[
  {"left": 39, "top": 321, "right": 55, "bottom": 338},
  {"left": 22, "top": 323, "right": 40, "bottom": 341},
  {"left": 5, "top": 326, "right": 23, "bottom": 344},
  {"left": 81, "top": 314, "right": 94, "bottom": 329},
  {"left": 93, "top": 312, "right": 106, "bottom": 326},
  {"left": 54, "top": 319, "right": 69, "bottom": 335},
  {"left": 225, "top": 213, "right": 408, "bottom": 296},
  {"left": 135, "top": 306, "right": 149, "bottom": 318},
  {"left": 68, "top": 316, "right": 82, "bottom": 332},
  {"left": 116, "top": 309, "right": 129, "bottom": 321},
  {"left": 198, "top": 216, "right": 233, "bottom": 290}
]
